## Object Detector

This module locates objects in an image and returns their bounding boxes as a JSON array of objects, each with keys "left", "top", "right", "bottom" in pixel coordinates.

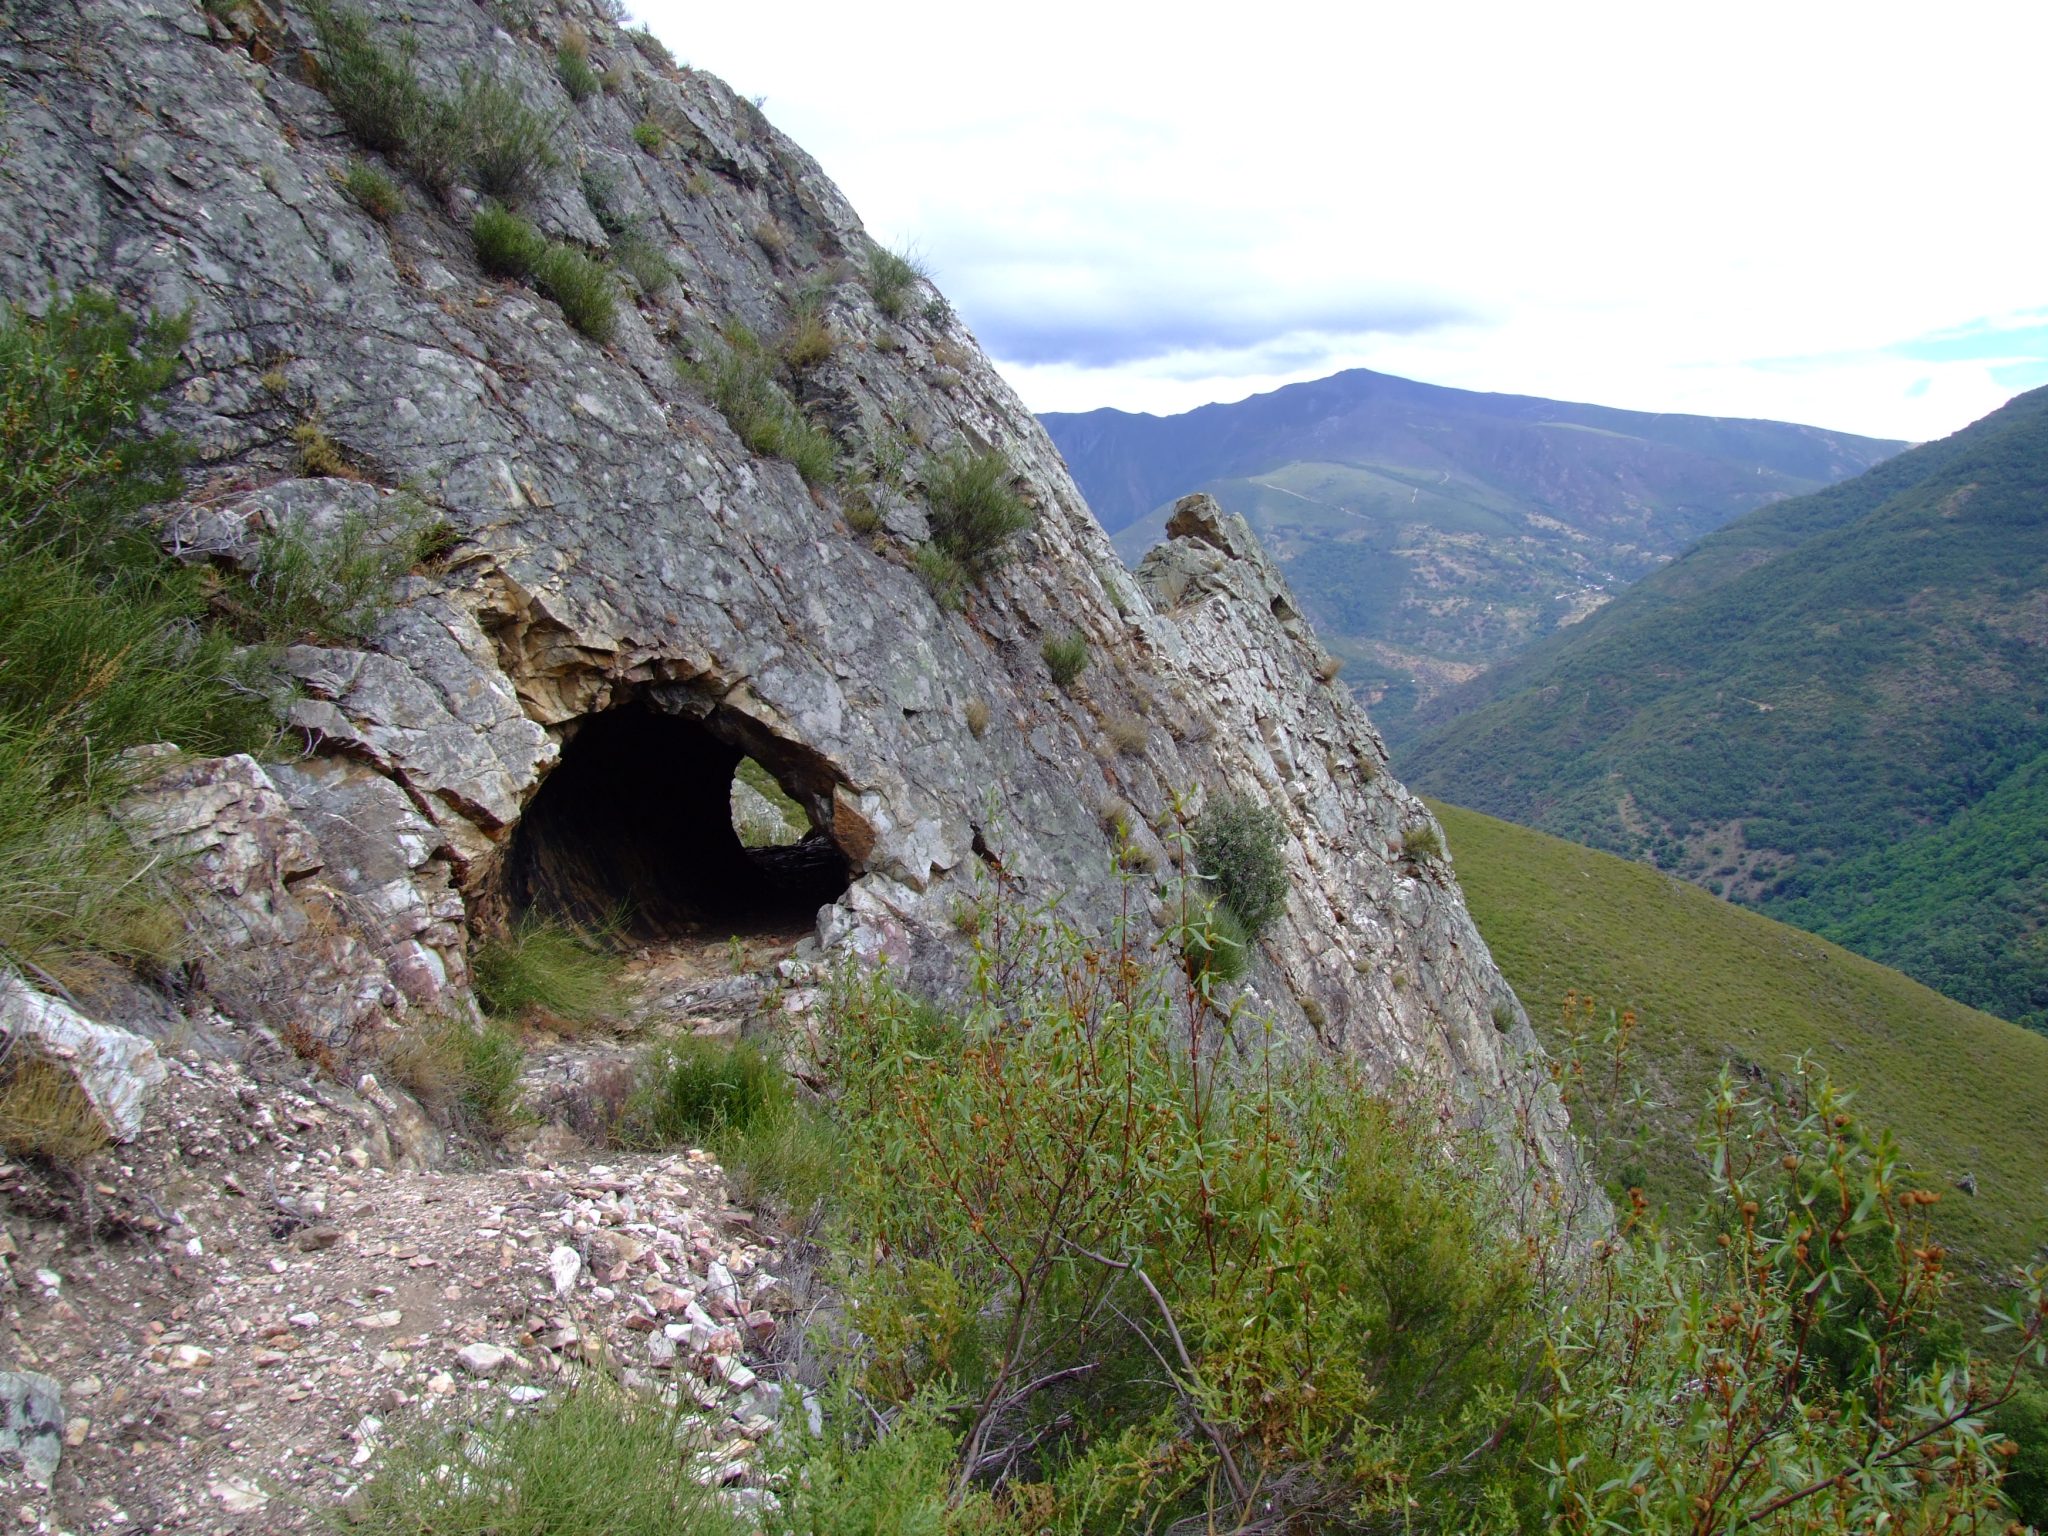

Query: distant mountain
[
  {"left": 1042, "top": 370, "right": 1904, "bottom": 737},
  {"left": 1405, "top": 387, "right": 2048, "bottom": 1030}
]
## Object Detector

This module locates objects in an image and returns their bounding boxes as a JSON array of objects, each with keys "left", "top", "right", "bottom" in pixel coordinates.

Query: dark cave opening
[{"left": 501, "top": 703, "right": 851, "bottom": 939}]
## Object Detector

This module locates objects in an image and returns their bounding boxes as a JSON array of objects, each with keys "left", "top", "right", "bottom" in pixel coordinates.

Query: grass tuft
[
  {"left": 472, "top": 201, "right": 546, "bottom": 278},
  {"left": 1041, "top": 631, "right": 1089, "bottom": 688},
  {"left": 0, "top": 1053, "right": 111, "bottom": 1164},
  {"left": 681, "top": 329, "right": 838, "bottom": 485},
  {"left": 383, "top": 1013, "right": 526, "bottom": 1130},
  {"left": 531, "top": 245, "right": 618, "bottom": 343},
  {"left": 864, "top": 243, "right": 925, "bottom": 320},
  {"left": 923, "top": 447, "right": 1032, "bottom": 581},
  {"left": 912, "top": 545, "right": 967, "bottom": 612},
  {"left": 471, "top": 919, "right": 620, "bottom": 1025},
  {"left": 341, "top": 159, "right": 403, "bottom": 222},
  {"left": 449, "top": 67, "right": 560, "bottom": 202}
]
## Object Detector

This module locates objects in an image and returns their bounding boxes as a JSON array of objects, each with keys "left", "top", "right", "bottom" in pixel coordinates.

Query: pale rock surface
[{"left": 0, "top": 979, "right": 166, "bottom": 1143}]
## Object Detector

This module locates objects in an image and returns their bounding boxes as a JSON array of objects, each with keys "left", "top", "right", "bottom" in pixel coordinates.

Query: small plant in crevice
[
  {"left": 1041, "top": 630, "right": 1089, "bottom": 688},
  {"left": 780, "top": 286, "right": 835, "bottom": 371},
  {"left": 680, "top": 327, "right": 838, "bottom": 486},
  {"left": 912, "top": 544, "right": 967, "bottom": 611},
  {"left": 1401, "top": 819, "right": 1444, "bottom": 863},
  {"left": 1104, "top": 712, "right": 1149, "bottom": 755},
  {"left": 291, "top": 417, "right": 350, "bottom": 477},
  {"left": 864, "top": 241, "right": 925, "bottom": 320},
  {"left": 626, "top": 25, "right": 675, "bottom": 70},
  {"left": 963, "top": 696, "right": 990, "bottom": 738},
  {"left": 613, "top": 1035, "right": 781, "bottom": 1150},
  {"left": 0, "top": 1051, "right": 111, "bottom": 1164},
  {"left": 471, "top": 200, "right": 547, "bottom": 278},
  {"left": 612, "top": 232, "right": 673, "bottom": 296},
  {"left": 469, "top": 205, "right": 617, "bottom": 343},
  {"left": 531, "top": 244, "right": 618, "bottom": 343},
  {"left": 632, "top": 116, "right": 664, "bottom": 154},
  {"left": 555, "top": 29, "right": 599, "bottom": 102},
  {"left": 222, "top": 496, "right": 440, "bottom": 646},
  {"left": 340, "top": 158, "right": 403, "bottom": 222},
  {"left": 922, "top": 446, "right": 1032, "bottom": 583},
  {"left": 1192, "top": 791, "right": 1288, "bottom": 939}
]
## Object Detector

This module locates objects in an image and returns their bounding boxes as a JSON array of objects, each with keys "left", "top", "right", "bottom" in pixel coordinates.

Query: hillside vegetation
[
  {"left": 1435, "top": 800, "right": 2048, "bottom": 1307},
  {"left": 1043, "top": 368, "right": 1900, "bottom": 737},
  {"left": 1407, "top": 387, "right": 2048, "bottom": 1030}
]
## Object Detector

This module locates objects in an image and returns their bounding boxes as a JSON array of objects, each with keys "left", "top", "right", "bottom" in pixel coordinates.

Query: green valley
[{"left": 1406, "top": 386, "right": 2048, "bottom": 1030}]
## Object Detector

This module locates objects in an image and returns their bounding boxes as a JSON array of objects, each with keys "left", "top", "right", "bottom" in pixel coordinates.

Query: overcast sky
[{"left": 632, "top": 0, "right": 2046, "bottom": 443}]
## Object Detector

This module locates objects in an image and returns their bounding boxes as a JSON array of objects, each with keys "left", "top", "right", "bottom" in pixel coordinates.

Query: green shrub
[
  {"left": 923, "top": 447, "right": 1032, "bottom": 579},
  {"left": 1041, "top": 630, "right": 1089, "bottom": 687},
  {"left": 912, "top": 545, "right": 967, "bottom": 611},
  {"left": 0, "top": 294, "right": 271, "bottom": 977},
  {"left": 556, "top": 41, "right": 599, "bottom": 102},
  {"left": 631, "top": 116, "right": 664, "bottom": 153},
  {"left": 617, "top": 1035, "right": 784, "bottom": 1149},
  {"left": 308, "top": 4, "right": 437, "bottom": 162},
  {"left": 1192, "top": 792, "right": 1288, "bottom": 938},
  {"left": 781, "top": 287, "right": 835, "bottom": 370},
  {"left": 449, "top": 66, "right": 560, "bottom": 201},
  {"left": 226, "top": 496, "right": 437, "bottom": 645},
  {"left": 612, "top": 232, "right": 673, "bottom": 295},
  {"left": 341, "top": 158, "right": 403, "bottom": 221},
  {"left": 347, "top": 1381, "right": 744, "bottom": 1536},
  {"left": 1180, "top": 894, "right": 1251, "bottom": 984},
  {"left": 865, "top": 243, "right": 924, "bottom": 320},
  {"left": 531, "top": 244, "right": 618, "bottom": 343},
  {"left": 471, "top": 201, "right": 545, "bottom": 278},
  {"left": 681, "top": 331, "right": 838, "bottom": 485},
  {"left": 470, "top": 919, "right": 619, "bottom": 1023}
]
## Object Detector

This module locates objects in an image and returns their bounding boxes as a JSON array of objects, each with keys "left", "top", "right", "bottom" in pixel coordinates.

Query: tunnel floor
[{"left": 499, "top": 704, "right": 850, "bottom": 939}]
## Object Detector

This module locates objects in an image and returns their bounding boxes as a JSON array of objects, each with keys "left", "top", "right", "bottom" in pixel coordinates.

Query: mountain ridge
[{"left": 1043, "top": 367, "right": 1905, "bottom": 737}]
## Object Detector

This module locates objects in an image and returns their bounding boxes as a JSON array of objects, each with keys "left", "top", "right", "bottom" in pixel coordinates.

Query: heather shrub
[
  {"left": 1191, "top": 792, "right": 1288, "bottom": 937},
  {"left": 1040, "top": 630, "right": 1088, "bottom": 688},
  {"left": 923, "top": 447, "right": 1032, "bottom": 579}
]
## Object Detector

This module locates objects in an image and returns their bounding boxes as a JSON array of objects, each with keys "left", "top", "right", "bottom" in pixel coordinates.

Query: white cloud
[{"left": 630, "top": 0, "right": 2048, "bottom": 441}]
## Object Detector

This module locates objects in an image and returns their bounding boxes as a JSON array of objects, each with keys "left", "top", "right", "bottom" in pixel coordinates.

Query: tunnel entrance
[{"left": 500, "top": 702, "right": 851, "bottom": 939}]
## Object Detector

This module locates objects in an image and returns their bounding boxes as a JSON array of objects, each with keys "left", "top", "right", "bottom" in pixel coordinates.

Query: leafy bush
[
  {"left": 341, "top": 158, "right": 403, "bottom": 221},
  {"left": 1192, "top": 792, "right": 1288, "bottom": 938},
  {"left": 681, "top": 330, "right": 838, "bottom": 485},
  {"left": 865, "top": 242, "right": 925, "bottom": 320},
  {"left": 797, "top": 878, "right": 2046, "bottom": 1534},
  {"left": 1040, "top": 630, "right": 1089, "bottom": 688},
  {"left": 471, "top": 201, "right": 546, "bottom": 278},
  {"left": 531, "top": 244, "right": 618, "bottom": 343},
  {"left": 347, "top": 1381, "right": 743, "bottom": 1536},
  {"left": 632, "top": 117, "right": 664, "bottom": 153},
  {"left": 923, "top": 447, "right": 1032, "bottom": 580},
  {"left": 448, "top": 67, "right": 559, "bottom": 201},
  {"left": 470, "top": 919, "right": 619, "bottom": 1023}
]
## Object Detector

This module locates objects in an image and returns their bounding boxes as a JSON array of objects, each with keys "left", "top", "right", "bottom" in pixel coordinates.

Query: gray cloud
[{"left": 967, "top": 297, "right": 1470, "bottom": 368}]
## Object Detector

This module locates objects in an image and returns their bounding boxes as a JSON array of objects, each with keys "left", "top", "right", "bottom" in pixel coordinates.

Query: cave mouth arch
[{"left": 501, "top": 701, "right": 851, "bottom": 940}]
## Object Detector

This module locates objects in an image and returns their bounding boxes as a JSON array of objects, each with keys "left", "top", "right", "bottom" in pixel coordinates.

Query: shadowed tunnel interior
[{"left": 501, "top": 703, "right": 851, "bottom": 937}]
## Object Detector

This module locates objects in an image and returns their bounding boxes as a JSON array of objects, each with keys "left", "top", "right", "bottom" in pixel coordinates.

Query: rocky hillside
[
  {"left": 0, "top": 0, "right": 1594, "bottom": 1519},
  {"left": 1044, "top": 369, "right": 1904, "bottom": 738}
]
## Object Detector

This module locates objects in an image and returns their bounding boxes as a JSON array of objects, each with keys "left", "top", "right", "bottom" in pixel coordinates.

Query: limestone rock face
[{"left": 0, "top": 0, "right": 1587, "bottom": 1193}]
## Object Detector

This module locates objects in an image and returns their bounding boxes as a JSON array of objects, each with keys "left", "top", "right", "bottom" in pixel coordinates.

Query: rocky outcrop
[{"left": 0, "top": 0, "right": 1586, "bottom": 1192}]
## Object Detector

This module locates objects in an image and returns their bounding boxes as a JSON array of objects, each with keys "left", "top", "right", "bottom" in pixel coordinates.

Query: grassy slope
[{"left": 1435, "top": 800, "right": 2048, "bottom": 1310}]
